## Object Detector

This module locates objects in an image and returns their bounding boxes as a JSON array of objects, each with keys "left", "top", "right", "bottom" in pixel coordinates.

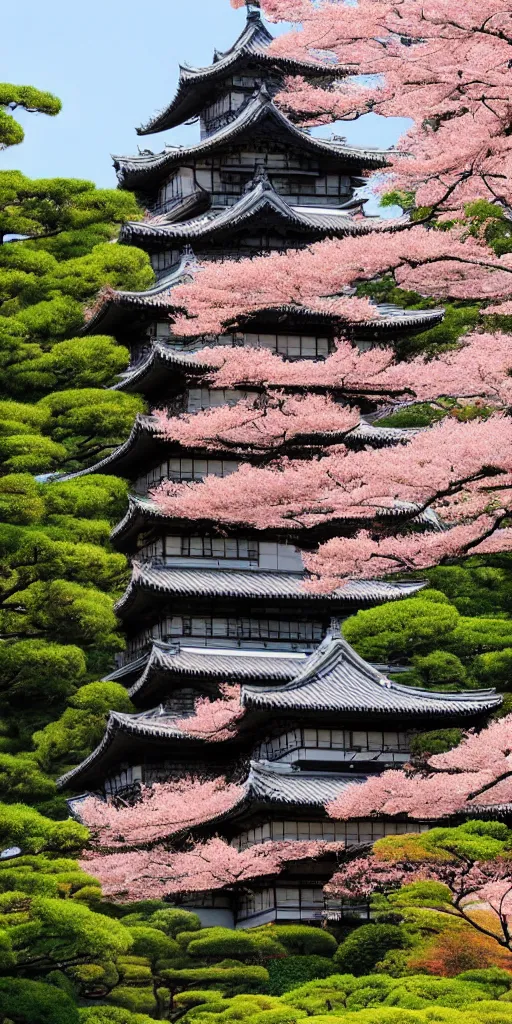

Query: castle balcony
[{"left": 254, "top": 725, "right": 415, "bottom": 768}]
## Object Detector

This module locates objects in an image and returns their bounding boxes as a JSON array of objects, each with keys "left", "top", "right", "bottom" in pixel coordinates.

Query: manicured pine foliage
[{"left": 5, "top": 0, "right": 512, "bottom": 1014}]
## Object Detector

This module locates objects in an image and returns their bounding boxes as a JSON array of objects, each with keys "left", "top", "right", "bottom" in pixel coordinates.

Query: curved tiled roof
[
  {"left": 242, "top": 634, "right": 501, "bottom": 716},
  {"left": 81, "top": 249, "right": 200, "bottom": 336},
  {"left": 115, "top": 562, "right": 425, "bottom": 617},
  {"left": 120, "top": 178, "right": 385, "bottom": 246},
  {"left": 114, "top": 87, "right": 387, "bottom": 190},
  {"left": 56, "top": 709, "right": 192, "bottom": 790},
  {"left": 137, "top": 11, "right": 335, "bottom": 135},
  {"left": 56, "top": 411, "right": 417, "bottom": 485},
  {"left": 243, "top": 760, "right": 367, "bottom": 807},
  {"left": 106, "top": 641, "right": 306, "bottom": 701},
  {"left": 110, "top": 492, "right": 440, "bottom": 555}
]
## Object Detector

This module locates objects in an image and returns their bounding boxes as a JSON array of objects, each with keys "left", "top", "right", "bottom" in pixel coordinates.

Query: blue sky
[{"left": 1, "top": 0, "right": 408, "bottom": 189}]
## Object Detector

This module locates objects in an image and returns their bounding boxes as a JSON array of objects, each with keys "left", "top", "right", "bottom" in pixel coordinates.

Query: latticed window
[
  {"left": 180, "top": 536, "right": 259, "bottom": 560},
  {"left": 152, "top": 615, "right": 323, "bottom": 644},
  {"left": 134, "top": 458, "right": 239, "bottom": 494},
  {"left": 256, "top": 727, "right": 414, "bottom": 760}
]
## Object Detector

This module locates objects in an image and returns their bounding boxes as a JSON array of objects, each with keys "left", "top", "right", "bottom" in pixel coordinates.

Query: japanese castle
[{"left": 60, "top": 1, "right": 501, "bottom": 928}]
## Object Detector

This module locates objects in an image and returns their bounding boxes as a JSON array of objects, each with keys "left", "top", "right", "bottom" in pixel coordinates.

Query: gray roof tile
[
  {"left": 104, "top": 641, "right": 306, "bottom": 699},
  {"left": 119, "top": 178, "right": 386, "bottom": 245},
  {"left": 242, "top": 635, "right": 501, "bottom": 716},
  {"left": 115, "top": 88, "right": 386, "bottom": 189},
  {"left": 137, "top": 12, "right": 332, "bottom": 135},
  {"left": 116, "top": 562, "right": 425, "bottom": 612},
  {"left": 245, "top": 760, "right": 367, "bottom": 806}
]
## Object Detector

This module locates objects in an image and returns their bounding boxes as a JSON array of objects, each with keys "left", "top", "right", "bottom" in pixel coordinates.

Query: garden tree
[
  {"left": 0, "top": 802, "right": 87, "bottom": 854},
  {"left": 0, "top": 475, "right": 129, "bottom": 743},
  {"left": 426, "top": 559, "right": 512, "bottom": 616},
  {"left": 33, "top": 682, "right": 135, "bottom": 774},
  {"left": 78, "top": 776, "right": 245, "bottom": 848},
  {"left": 232, "top": 0, "right": 512, "bottom": 217},
  {"left": 0, "top": 170, "right": 142, "bottom": 246},
  {"left": 0, "top": 527, "right": 126, "bottom": 654},
  {"left": 162, "top": 963, "right": 271, "bottom": 1007},
  {"left": 326, "top": 712, "right": 512, "bottom": 820},
  {"left": 0, "top": 391, "right": 143, "bottom": 474},
  {"left": 151, "top": 413, "right": 512, "bottom": 589},
  {"left": 0, "top": 640, "right": 87, "bottom": 729},
  {"left": 325, "top": 821, "right": 512, "bottom": 956},
  {"left": 0, "top": 891, "right": 132, "bottom": 973},
  {"left": 342, "top": 589, "right": 512, "bottom": 666},
  {"left": 7, "top": 335, "right": 131, "bottom": 399},
  {"left": 0, "top": 162, "right": 152, "bottom": 402},
  {"left": 81, "top": 837, "right": 342, "bottom": 901},
  {"left": 407, "top": 924, "right": 512, "bottom": 975},
  {"left": 0, "top": 473, "right": 129, "bottom": 529},
  {"left": 0, "top": 84, "right": 61, "bottom": 149},
  {"left": 0, "top": 977, "right": 80, "bottom": 1024},
  {"left": 0, "top": 752, "right": 56, "bottom": 804},
  {"left": 332, "top": 923, "right": 410, "bottom": 977}
]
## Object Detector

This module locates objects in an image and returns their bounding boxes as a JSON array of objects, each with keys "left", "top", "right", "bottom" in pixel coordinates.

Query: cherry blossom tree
[
  {"left": 183, "top": 331, "right": 512, "bottom": 407},
  {"left": 170, "top": 230, "right": 512, "bottom": 338},
  {"left": 151, "top": 414, "right": 512, "bottom": 586},
  {"left": 230, "top": 0, "right": 512, "bottom": 216},
  {"left": 78, "top": 775, "right": 244, "bottom": 848},
  {"left": 325, "top": 714, "right": 512, "bottom": 822},
  {"left": 325, "top": 843, "right": 512, "bottom": 946},
  {"left": 174, "top": 684, "right": 244, "bottom": 738},
  {"left": 154, "top": 393, "right": 360, "bottom": 454},
  {"left": 81, "top": 836, "right": 340, "bottom": 900},
  {"left": 325, "top": 822, "right": 512, "bottom": 952}
]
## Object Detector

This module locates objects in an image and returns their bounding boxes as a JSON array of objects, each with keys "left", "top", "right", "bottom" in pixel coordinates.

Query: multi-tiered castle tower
[{"left": 60, "top": 3, "right": 500, "bottom": 928}]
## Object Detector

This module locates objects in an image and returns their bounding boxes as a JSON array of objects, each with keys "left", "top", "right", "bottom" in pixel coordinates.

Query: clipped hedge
[
  {"left": 334, "top": 925, "right": 409, "bottom": 976},
  {"left": 262, "top": 926, "right": 338, "bottom": 958},
  {"left": 268, "top": 956, "right": 336, "bottom": 996}
]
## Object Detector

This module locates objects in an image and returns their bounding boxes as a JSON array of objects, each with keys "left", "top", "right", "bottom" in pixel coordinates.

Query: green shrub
[
  {"left": 79, "top": 1009, "right": 157, "bottom": 1024},
  {"left": 148, "top": 907, "right": 201, "bottom": 936},
  {"left": 410, "top": 729, "right": 463, "bottom": 758},
  {"left": 185, "top": 926, "right": 285, "bottom": 960},
  {"left": 116, "top": 958, "right": 153, "bottom": 983},
  {"left": 410, "top": 651, "right": 469, "bottom": 690},
  {"left": 161, "top": 961, "right": 270, "bottom": 997},
  {"left": 182, "top": 994, "right": 283, "bottom": 1024},
  {"left": 174, "top": 990, "right": 226, "bottom": 1009},
  {"left": 126, "top": 925, "right": 179, "bottom": 963},
  {"left": 267, "top": 955, "right": 336, "bottom": 995},
  {"left": 0, "top": 976, "right": 79, "bottom": 1024},
  {"left": 334, "top": 925, "right": 410, "bottom": 976},
  {"left": 472, "top": 648, "right": 512, "bottom": 690},
  {"left": 262, "top": 925, "right": 337, "bottom": 957},
  {"left": 106, "top": 985, "right": 158, "bottom": 1015},
  {"left": 250, "top": 1009, "right": 307, "bottom": 1024}
]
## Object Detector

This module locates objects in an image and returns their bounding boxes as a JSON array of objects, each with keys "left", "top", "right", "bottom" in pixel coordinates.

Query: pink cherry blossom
[
  {"left": 151, "top": 414, "right": 512, "bottom": 585},
  {"left": 170, "top": 229, "right": 512, "bottom": 338},
  {"left": 78, "top": 775, "right": 243, "bottom": 848},
  {"left": 326, "top": 714, "right": 512, "bottom": 821},
  {"left": 254, "top": 0, "right": 512, "bottom": 213},
  {"left": 153, "top": 393, "right": 360, "bottom": 454},
  {"left": 174, "top": 684, "right": 244, "bottom": 739},
  {"left": 81, "top": 837, "right": 342, "bottom": 900}
]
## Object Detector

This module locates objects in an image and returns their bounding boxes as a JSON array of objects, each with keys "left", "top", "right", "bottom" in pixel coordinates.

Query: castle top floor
[{"left": 136, "top": 5, "right": 338, "bottom": 140}]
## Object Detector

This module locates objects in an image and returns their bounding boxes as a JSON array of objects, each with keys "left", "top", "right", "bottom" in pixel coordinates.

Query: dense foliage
[{"left": 5, "top": 4, "right": 512, "bottom": 1016}]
